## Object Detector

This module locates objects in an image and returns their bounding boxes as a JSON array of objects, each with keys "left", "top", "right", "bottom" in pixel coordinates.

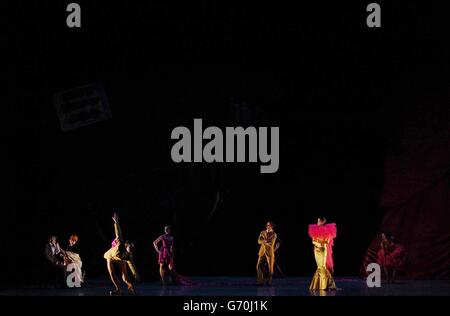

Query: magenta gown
[
  {"left": 158, "top": 235, "right": 174, "bottom": 266},
  {"left": 157, "top": 234, "right": 194, "bottom": 286}
]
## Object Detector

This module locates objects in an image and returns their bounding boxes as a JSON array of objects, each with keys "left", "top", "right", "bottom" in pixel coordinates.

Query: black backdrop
[{"left": 4, "top": 1, "right": 448, "bottom": 285}]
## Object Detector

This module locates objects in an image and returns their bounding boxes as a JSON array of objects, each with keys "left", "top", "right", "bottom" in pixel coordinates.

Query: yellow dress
[
  {"left": 309, "top": 238, "right": 336, "bottom": 290},
  {"left": 103, "top": 222, "right": 139, "bottom": 279}
]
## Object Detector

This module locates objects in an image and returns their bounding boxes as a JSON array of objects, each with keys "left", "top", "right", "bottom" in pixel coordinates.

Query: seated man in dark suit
[{"left": 44, "top": 235, "right": 65, "bottom": 287}]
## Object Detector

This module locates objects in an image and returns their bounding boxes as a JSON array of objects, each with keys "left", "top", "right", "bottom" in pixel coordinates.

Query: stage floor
[{"left": 1, "top": 277, "right": 449, "bottom": 296}]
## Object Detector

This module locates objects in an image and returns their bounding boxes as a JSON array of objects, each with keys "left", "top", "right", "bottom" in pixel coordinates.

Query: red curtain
[{"left": 362, "top": 110, "right": 450, "bottom": 279}]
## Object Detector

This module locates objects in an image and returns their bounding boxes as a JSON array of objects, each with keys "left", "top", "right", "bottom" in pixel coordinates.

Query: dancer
[
  {"left": 153, "top": 225, "right": 175, "bottom": 284},
  {"left": 377, "top": 231, "right": 406, "bottom": 283},
  {"left": 62, "top": 235, "right": 84, "bottom": 285},
  {"left": 256, "top": 221, "right": 277, "bottom": 286},
  {"left": 153, "top": 225, "right": 192, "bottom": 285},
  {"left": 111, "top": 237, "right": 141, "bottom": 282},
  {"left": 308, "top": 217, "right": 337, "bottom": 291},
  {"left": 103, "top": 212, "right": 138, "bottom": 295}
]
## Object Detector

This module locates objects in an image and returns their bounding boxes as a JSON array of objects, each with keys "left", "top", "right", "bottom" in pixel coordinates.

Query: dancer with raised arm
[
  {"left": 308, "top": 217, "right": 337, "bottom": 291},
  {"left": 103, "top": 212, "right": 138, "bottom": 295}
]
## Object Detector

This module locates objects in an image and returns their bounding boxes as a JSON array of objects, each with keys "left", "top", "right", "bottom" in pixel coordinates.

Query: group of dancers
[
  {"left": 45, "top": 234, "right": 84, "bottom": 287},
  {"left": 103, "top": 213, "right": 192, "bottom": 295},
  {"left": 256, "top": 217, "right": 337, "bottom": 291},
  {"left": 45, "top": 214, "right": 406, "bottom": 295}
]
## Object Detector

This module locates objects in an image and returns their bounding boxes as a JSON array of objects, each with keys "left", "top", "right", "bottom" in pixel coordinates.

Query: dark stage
[
  {"left": 1, "top": 277, "right": 449, "bottom": 296},
  {"left": 5, "top": 2, "right": 449, "bottom": 305}
]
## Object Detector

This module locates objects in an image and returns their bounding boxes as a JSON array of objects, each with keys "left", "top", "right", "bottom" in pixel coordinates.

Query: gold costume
[
  {"left": 256, "top": 230, "right": 277, "bottom": 285},
  {"left": 309, "top": 238, "right": 336, "bottom": 290},
  {"left": 103, "top": 222, "right": 139, "bottom": 278}
]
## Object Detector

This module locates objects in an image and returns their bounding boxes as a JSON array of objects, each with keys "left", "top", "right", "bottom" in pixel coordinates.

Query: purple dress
[
  {"left": 158, "top": 235, "right": 174, "bottom": 265},
  {"left": 156, "top": 235, "right": 194, "bottom": 286}
]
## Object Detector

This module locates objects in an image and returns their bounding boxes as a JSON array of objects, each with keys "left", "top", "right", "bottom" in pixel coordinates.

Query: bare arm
[
  {"left": 112, "top": 212, "right": 122, "bottom": 241},
  {"left": 153, "top": 235, "right": 162, "bottom": 252},
  {"left": 126, "top": 253, "right": 140, "bottom": 281},
  {"left": 128, "top": 263, "right": 139, "bottom": 281}
]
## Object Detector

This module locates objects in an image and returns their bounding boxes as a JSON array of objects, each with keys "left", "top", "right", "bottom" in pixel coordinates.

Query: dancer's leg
[
  {"left": 107, "top": 259, "right": 121, "bottom": 293},
  {"left": 167, "top": 262, "right": 175, "bottom": 283},
  {"left": 256, "top": 256, "right": 265, "bottom": 285},
  {"left": 267, "top": 254, "right": 275, "bottom": 285},
  {"left": 120, "top": 262, "right": 135, "bottom": 293},
  {"left": 159, "top": 263, "right": 166, "bottom": 284}
]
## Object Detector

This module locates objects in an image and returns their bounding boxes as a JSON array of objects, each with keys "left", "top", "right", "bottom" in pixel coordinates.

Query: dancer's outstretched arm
[
  {"left": 127, "top": 253, "right": 140, "bottom": 281},
  {"left": 112, "top": 212, "right": 123, "bottom": 242}
]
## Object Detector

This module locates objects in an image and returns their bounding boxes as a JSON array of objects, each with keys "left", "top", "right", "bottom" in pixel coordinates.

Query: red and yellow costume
[{"left": 308, "top": 223, "right": 337, "bottom": 291}]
